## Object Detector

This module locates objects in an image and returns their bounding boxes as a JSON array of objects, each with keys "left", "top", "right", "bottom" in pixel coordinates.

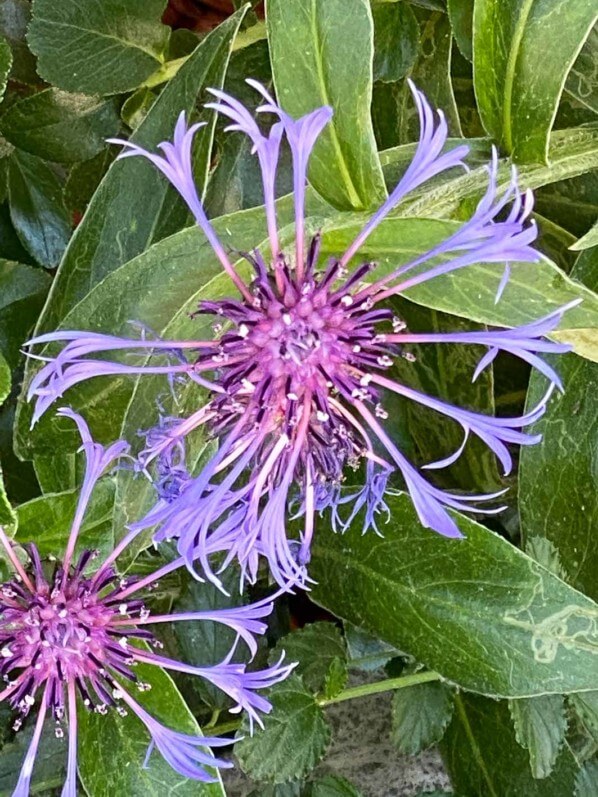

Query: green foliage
[
  {"left": 509, "top": 695, "right": 568, "bottom": 779},
  {"left": 391, "top": 681, "right": 454, "bottom": 755},
  {"left": 270, "top": 622, "right": 347, "bottom": 695}
]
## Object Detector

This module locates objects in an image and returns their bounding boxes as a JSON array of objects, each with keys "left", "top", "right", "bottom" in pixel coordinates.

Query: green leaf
[
  {"left": 235, "top": 674, "right": 332, "bottom": 784},
  {"left": 344, "top": 622, "right": 400, "bottom": 672},
  {"left": 570, "top": 691, "right": 598, "bottom": 743},
  {"left": 0, "top": 89, "right": 121, "bottom": 164},
  {"left": 27, "top": 0, "right": 170, "bottom": 95},
  {"left": 64, "top": 149, "right": 116, "bottom": 215},
  {"left": 473, "top": 0, "right": 598, "bottom": 161},
  {"left": 391, "top": 681, "right": 454, "bottom": 755},
  {"left": 0, "top": 723, "right": 65, "bottom": 795},
  {"left": 571, "top": 220, "right": 598, "bottom": 251},
  {"left": 33, "top": 452, "right": 77, "bottom": 493},
  {"left": 270, "top": 622, "right": 347, "bottom": 695},
  {"left": 0, "top": 0, "right": 37, "bottom": 85},
  {"left": 267, "top": 0, "right": 386, "bottom": 210},
  {"left": 0, "top": 36, "right": 11, "bottom": 105},
  {"left": 576, "top": 761, "right": 598, "bottom": 797},
  {"left": 372, "top": 2, "right": 419, "bottom": 83},
  {"left": 319, "top": 217, "right": 598, "bottom": 362},
  {"left": 7, "top": 150, "right": 71, "bottom": 267},
  {"left": 0, "top": 349, "right": 8, "bottom": 406},
  {"left": 309, "top": 493, "right": 598, "bottom": 697},
  {"left": 509, "top": 695, "right": 567, "bottom": 779},
  {"left": 565, "top": 23, "right": 598, "bottom": 116},
  {"left": 0, "top": 259, "right": 50, "bottom": 367},
  {"left": 77, "top": 660, "right": 225, "bottom": 796},
  {"left": 121, "top": 87, "right": 157, "bottom": 130},
  {"left": 447, "top": 0, "right": 473, "bottom": 61},
  {"left": 30, "top": 9, "right": 246, "bottom": 334},
  {"left": 442, "top": 694, "right": 579, "bottom": 796},
  {"left": 15, "top": 478, "right": 115, "bottom": 560},
  {"left": 322, "top": 657, "right": 348, "bottom": 701},
  {"left": 306, "top": 775, "right": 363, "bottom": 797}
]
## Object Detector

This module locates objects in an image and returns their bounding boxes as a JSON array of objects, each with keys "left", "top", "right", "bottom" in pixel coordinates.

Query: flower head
[
  {"left": 0, "top": 410, "right": 294, "bottom": 794},
  {"left": 27, "top": 82, "right": 572, "bottom": 590}
]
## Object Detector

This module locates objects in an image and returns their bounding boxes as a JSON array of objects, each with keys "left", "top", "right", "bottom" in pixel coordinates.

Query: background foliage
[{"left": 0, "top": 0, "right": 597, "bottom": 795}]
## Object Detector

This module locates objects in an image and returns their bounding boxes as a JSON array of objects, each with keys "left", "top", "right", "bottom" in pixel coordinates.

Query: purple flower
[
  {"left": 27, "top": 82, "right": 573, "bottom": 588},
  {"left": 0, "top": 409, "right": 294, "bottom": 793}
]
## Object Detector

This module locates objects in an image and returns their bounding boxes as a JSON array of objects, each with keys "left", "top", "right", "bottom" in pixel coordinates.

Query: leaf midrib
[
  {"left": 502, "top": 0, "right": 535, "bottom": 152},
  {"left": 37, "top": 18, "right": 164, "bottom": 63}
]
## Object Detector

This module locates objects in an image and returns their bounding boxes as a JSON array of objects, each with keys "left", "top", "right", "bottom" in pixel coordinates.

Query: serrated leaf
[
  {"left": 442, "top": 694, "right": 579, "bottom": 796},
  {"left": 570, "top": 692, "right": 598, "bottom": 743},
  {"left": 78, "top": 660, "right": 225, "bottom": 796},
  {"left": 309, "top": 493, "right": 598, "bottom": 697},
  {"left": 7, "top": 150, "right": 71, "bottom": 268},
  {"left": 235, "top": 674, "right": 332, "bottom": 784},
  {"left": 322, "top": 657, "right": 348, "bottom": 701},
  {"left": 27, "top": 0, "right": 170, "bottom": 95},
  {"left": 576, "top": 760, "right": 598, "bottom": 797},
  {"left": 0, "top": 89, "right": 120, "bottom": 164},
  {"left": 525, "top": 537, "right": 567, "bottom": 580},
  {"left": 307, "top": 775, "right": 363, "bottom": 797},
  {"left": 267, "top": 0, "right": 385, "bottom": 211},
  {"left": 391, "top": 681, "right": 454, "bottom": 755},
  {"left": 473, "top": 0, "right": 598, "bottom": 161},
  {"left": 509, "top": 695, "right": 567, "bottom": 779},
  {"left": 0, "top": 36, "right": 11, "bottom": 105},
  {"left": 270, "top": 622, "right": 347, "bottom": 695}
]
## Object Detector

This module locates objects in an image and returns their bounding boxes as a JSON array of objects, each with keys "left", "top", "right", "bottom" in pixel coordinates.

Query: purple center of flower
[{"left": 1, "top": 546, "right": 152, "bottom": 723}]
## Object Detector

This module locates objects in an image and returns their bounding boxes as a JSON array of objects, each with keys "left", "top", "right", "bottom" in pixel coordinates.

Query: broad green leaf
[
  {"left": 0, "top": 0, "right": 37, "bottom": 85},
  {"left": 7, "top": 150, "right": 71, "bottom": 268},
  {"left": 391, "top": 681, "right": 454, "bottom": 755},
  {"left": 235, "top": 674, "right": 332, "bottom": 783},
  {"left": 64, "top": 149, "right": 116, "bottom": 215},
  {"left": 565, "top": 23, "right": 598, "bottom": 116},
  {"left": 571, "top": 220, "right": 598, "bottom": 251},
  {"left": 0, "top": 35, "right": 11, "bottom": 104},
  {"left": 267, "top": 0, "right": 386, "bottom": 210},
  {"left": 309, "top": 493, "right": 598, "bottom": 697},
  {"left": 27, "top": 0, "right": 170, "bottom": 95},
  {"left": 270, "top": 622, "right": 347, "bottom": 695},
  {"left": 441, "top": 694, "right": 579, "bottom": 796},
  {"left": 31, "top": 9, "right": 246, "bottom": 333},
  {"left": 33, "top": 452, "right": 77, "bottom": 493},
  {"left": 0, "top": 89, "right": 120, "bottom": 164},
  {"left": 0, "top": 259, "right": 50, "bottom": 367},
  {"left": 509, "top": 695, "right": 567, "bottom": 779},
  {"left": 576, "top": 761, "right": 598, "bottom": 797},
  {"left": 473, "top": 0, "right": 598, "bottom": 161},
  {"left": 447, "top": 0, "right": 473, "bottom": 61},
  {"left": 15, "top": 478, "right": 115, "bottom": 560},
  {"left": 78, "top": 660, "right": 225, "bottom": 796},
  {"left": 372, "top": 2, "right": 419, "bottom": 83},
  {"left": 319, "top": 217, "right": 598, "bottom": 362}
]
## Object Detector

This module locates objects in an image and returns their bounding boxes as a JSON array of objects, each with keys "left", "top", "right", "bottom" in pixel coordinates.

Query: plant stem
[
  {"left": 317, "top": 670, "right": 441, "bottom": 707},
  {"left": 208, "top": 718, "right": 242, "bottom": 736}
]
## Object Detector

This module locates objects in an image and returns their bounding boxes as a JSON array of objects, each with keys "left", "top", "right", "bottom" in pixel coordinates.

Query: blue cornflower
[
  {"left": 27, "top": 82, "right": 572, "bottom": 589},
  {"left": 0, "top": 409, "right": 294, "bottom": 794}
]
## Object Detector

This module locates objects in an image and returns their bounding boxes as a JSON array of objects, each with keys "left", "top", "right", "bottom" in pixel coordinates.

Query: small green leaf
[
  {"left": 571, "top": 221, "right": 598, "bottom": 251},
  {"left": 0, "top": 36, "right": 12, "bottom": 105},
  {"left": 442, "top": 694, "right": 579, "bottom": 796},
  {"left": 0, "top": 0, "right": 37, "bottom": 85},
  {"left": 322, "top": 657, "right": 348, "bottom": 701},
  {"left": 309, "top": 493, "right": 598, "bottom": 697},
  {"left": 473, "top": 0, "right": 598, "bottom": 161},
  {"left": 15, "top": 478, "right": 115, "bottom": 559},
  {"left": 391, "top": 681, "right": 454, "bottom": 755},
  {"left": 576, "top": 760, "right": 598, "bottom": 797},
  {"left": 121, "top": 87, "right": 157, "bottom": 130},
  {"left": 27, "top": 0, "right": 170, "bottom": 95},
  {"left": 77, "top": 660, "right": 225, "bottom": 796},
  {"left": 525, "top": 537, "right": 567, "bottom": 580},
  {"left": 235, "top": 674, "right": 332, "bottom": 784},
  {"left": 0, "top": 258, "right": 50, "bottom": 367},
  {"left": 509, "top": 695, "right": 567, "bottom": 779},
  {"left": 307, "top": 775, "right": 363, "bottom": 797},
  {"left": 570, "top": 691, "right": 598, "bottom": 743},
  {"left": 344, "top": 622, "right": 399, "bottom": 672},
  {"left": 270, "top": 622, "right": 347, "bottom": 695},
  {"left": 7, "top": 150, "right": 71, "bottom": 267},
  {"left": 267, "top": 0, "right": 386, "bottom": 210},
  {"left": 372, "top": 2, "right": 419, "bottom": 82},
  {"left": 0, "top": 89, "right": 121, "bottom": 164}
]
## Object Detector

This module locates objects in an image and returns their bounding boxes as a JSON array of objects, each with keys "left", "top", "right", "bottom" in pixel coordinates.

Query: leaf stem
[{"left": 317, "top": 670, "right": 441, "bottom": 707}]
